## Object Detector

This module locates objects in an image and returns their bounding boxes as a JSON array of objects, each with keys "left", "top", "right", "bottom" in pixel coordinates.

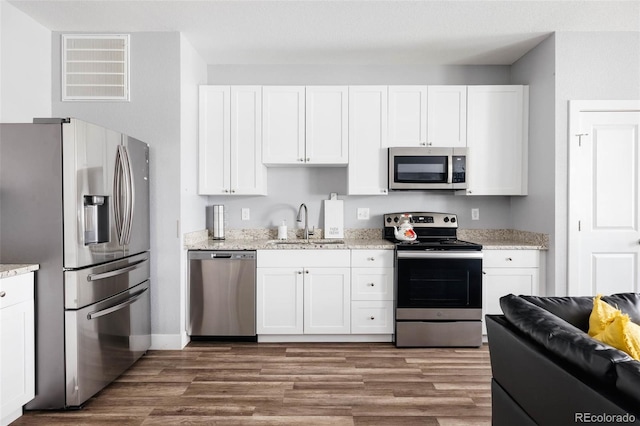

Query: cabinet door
[
  {"left": 388, "top": 85, "right": 428, "bottom": 147},
  {"left": 262, "top": 86, "right": 305, "bottom": 165},
  {"left": 256, "top": 268, "right": 303, "bottom": 334},
  {"left": 1, "top": 274, "right": 35, "bottom": 424},
  {"left": 466, "top": 85, "right": 528, "bottom": 196},
  {"left": 482, "top": 267, "right": 539, "bottom": 334},
  {"left": 347, "top": 86, "right": 389, "bottom": 195},
  {"left": 230, "top": 86, "right": 267, "bottom": 195},
  {"left": 198, "top": 86, "right": 231, "bottom": 194},
  {"left": 427, "top": 85, "right": 467, "bottom": 147},
  {"left": 306, "top": 86, "right": 348, "bottom": 165},
  {"left": 304, "top": 268, "right": 351, "bottom": 334}
]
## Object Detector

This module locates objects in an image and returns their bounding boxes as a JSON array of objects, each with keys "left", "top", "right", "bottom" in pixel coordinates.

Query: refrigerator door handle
[
  {"left": 114, "top": 146, "right": 126, "bottom": 246},
  {"left": 87, "top": 287, "right": 148, "bottom": 320},
  {"left": 124, "top": 145, "right": 135, "bottom": 245},
  {"left": 86, "top": 259, "right": 147, "bottom": 282}
]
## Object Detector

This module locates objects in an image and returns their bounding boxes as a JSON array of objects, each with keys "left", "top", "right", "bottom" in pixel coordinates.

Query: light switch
[
  {"left": 241, "top": 208, "right": 250, "bottom": 221},
  {"left": 471, "top": 208, "right": 480, "bottom": 221}
]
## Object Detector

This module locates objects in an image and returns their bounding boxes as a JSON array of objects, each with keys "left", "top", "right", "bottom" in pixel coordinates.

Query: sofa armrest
[{"left": 616, "top": 360, "right": 640, "bottom": 408}]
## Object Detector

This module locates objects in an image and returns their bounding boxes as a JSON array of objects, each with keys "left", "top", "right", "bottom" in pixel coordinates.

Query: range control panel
[{"left": 383, "top": 212, "right": 458, "bottom": 228}]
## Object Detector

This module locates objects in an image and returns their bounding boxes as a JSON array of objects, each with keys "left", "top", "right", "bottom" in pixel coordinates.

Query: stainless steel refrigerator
[{"left": 0, "top": 118, "right": 151, "bottom": 409}]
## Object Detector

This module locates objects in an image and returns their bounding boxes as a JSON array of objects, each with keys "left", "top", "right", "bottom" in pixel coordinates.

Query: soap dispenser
[{"left": 277, "top": 220, "right": 288, "bottom": 240}]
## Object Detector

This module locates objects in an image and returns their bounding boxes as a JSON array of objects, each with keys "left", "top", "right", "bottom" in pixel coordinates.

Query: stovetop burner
[{"left": 383, "top": 212, "right": 482, "bottom": 251}]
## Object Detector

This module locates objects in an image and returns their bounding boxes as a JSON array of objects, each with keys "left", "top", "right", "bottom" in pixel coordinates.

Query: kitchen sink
[{"left": 267, "top": 239, "right": 345, "bottom": 246}]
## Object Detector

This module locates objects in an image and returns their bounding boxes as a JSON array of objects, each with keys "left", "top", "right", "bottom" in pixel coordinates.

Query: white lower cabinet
[
  {"left": 482, "top": 250, "right": 542, "bottom": 334},
  {"left": 1, "top": 272, "right": 35, "bottom": 426},
  {"left": 350, "top": 250, "right": 394, "bottom": 334},
  {"left": 256, "top": 250, "right": 351, "bottom": 335}
]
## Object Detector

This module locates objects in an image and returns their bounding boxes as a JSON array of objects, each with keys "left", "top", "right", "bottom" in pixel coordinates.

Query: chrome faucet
[{"left": 296, "top": 203, "right": 314, "bottom": 240}]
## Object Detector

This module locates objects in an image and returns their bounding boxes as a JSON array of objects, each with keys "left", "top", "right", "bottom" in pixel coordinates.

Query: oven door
[{"left": 396, "top": 251, "right": 482, "bottom": 311}]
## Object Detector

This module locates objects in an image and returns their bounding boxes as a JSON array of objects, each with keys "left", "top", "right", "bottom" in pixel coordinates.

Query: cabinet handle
[
  {"left": 420, "top": 142, "right": 426, "bottom": 146},
  {"left": 298, "top": 158, "right": 304, "bottom": 162},
  {"left": 506, "top": 257, "right": 513, "bottom": 262},
  {"left": 0, "top": 291, "right": 5, "bottom": 297},
  {"left": 482, "top": 271, "right": 487, "bottom": 275},
  {"left": 305, "top": 270, "right": 309, "bottom": 274},
  {"left": 370, "top": 316, "right": 375, "bottom": 320},
  {"left": 367, "top": 257, "right": 375, "bottom": 261},
  {"left": 380, "top": 189, "right": 387, "bottom": 194},
  {"left": 368, "top": 283, "right": 375, "bottom": 287},
  {"left": 297, "top": 271, "right": 303, "bottom": 275},
  {"left": 223, "top": 189, "right": 229, "bottom": 193},
  {"left": 306, "top": 158, "right": 310, "bottom": 162},
  {"left": 230, "top": 189, "right": 235, "bottom": 194}
]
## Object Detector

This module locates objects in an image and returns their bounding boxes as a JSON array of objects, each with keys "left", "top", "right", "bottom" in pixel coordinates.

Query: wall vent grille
[{"left": 62, "top": 34, "right": 130, "bottom": 101}]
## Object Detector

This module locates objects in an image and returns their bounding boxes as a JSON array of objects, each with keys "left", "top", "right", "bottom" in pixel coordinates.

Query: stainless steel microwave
[{"left": 388, "top": 147, "right": 467, "bottom": 190}]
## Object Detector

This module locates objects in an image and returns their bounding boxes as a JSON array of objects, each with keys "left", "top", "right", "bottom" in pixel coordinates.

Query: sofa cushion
[
  {"left": 500, "top": 294, "right": 633, "bottom": 385},
  {"left": 589, "top": 294, "right": 622, "bottom": 337},
  {"left": 616, "top": 360, "right": 640, "bottom": 406},
  {"left": 522, "top": 295, "right": 593, "bottom": 331},
  {"left": 602, "top": 293, "right": 640, "bottom": 325}
]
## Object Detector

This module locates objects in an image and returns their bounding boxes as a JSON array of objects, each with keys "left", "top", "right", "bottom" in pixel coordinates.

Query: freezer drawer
[
  {"left": 65, "top": 280, "right": 150, "bottom": 407},
  {"left": 188, "top": 251, "right": 256, "bottom": 337},
  {"left": 65, "top": 252, "right": 149, "bottom": 309}
]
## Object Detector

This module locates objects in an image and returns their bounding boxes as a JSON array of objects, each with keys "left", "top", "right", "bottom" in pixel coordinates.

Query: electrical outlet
[
  {"left": 357, "top": 208, "right": 370, "bottom": 220},
  {"left": 241, "top": 208, "right": 250, "bottom": 221},
  {"left": 471, "top": 208, "right": 480, "bottom": 221}
]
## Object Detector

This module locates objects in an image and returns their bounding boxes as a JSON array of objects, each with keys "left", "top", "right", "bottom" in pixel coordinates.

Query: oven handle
[{"left": 397, "top": 251, "right": 483, "bottom": 259}]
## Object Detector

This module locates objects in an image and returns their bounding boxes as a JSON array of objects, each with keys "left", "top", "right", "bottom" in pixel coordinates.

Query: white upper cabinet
[
  {"left": 427, "top": 85, "right": 467, "bottom": 147},
  {"left": 262, "top": 86, "right": 306, "bottom": 164},
  {"left": 388, "top": 85, "right": 466, "bottom": 148},
  {"left": 305, "top": 86, "right": 349, "bottom": 165},
  {"left": 347, "top": 86, "right": 389, "bottom": 195},
  {"left": 199, "top": 85, "right": 266, "bottom": 195},
  {"left": 388, "top": 86, "right": 428, "bottom": 147},
  {"left": 263, "top": 86, "right": 348, "bottom": 165},
  {"left": 466, "top": 85, "right": 529, "bottom": 196}
]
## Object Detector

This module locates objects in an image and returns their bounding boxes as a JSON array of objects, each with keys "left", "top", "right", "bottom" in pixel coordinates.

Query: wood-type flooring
[{"left": 14, "top": 342, "right": 492, "bottom": 425}]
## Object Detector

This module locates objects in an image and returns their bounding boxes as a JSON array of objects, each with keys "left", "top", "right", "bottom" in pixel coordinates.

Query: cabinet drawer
[
  {"left": 483, "top": 250, "right": 539, "bottom": 268},
  {"left": 257, "top": 249, "right": 350, "bottom": 268},
  {"left": 351, "top": 301, "right": 394, "bottom": 334},
  {"left": 351, "top": 250, "right": 394, "bottom": 268},
  {"left": 0, "top": 273, "right": 34, "bottom": 310},
  {"left": 351, "top": 268, "right": 393, "bottom": 301}
]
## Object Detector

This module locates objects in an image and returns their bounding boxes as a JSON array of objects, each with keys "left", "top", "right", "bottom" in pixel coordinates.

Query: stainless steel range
[{"left": 384, "top": 212, "right": 483, "bottom": 348}]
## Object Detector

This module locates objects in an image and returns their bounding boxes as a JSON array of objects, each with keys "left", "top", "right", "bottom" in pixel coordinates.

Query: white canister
[{"left": 277, "top": 220, "right": 288, "bottom": 240}]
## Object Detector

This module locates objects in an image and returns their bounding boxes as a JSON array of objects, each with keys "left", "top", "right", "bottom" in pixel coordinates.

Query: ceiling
[{"left": 8, "top": 0, "right": 640, "bottom": 65}]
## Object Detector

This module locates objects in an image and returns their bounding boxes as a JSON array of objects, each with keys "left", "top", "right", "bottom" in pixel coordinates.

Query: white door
[
  {"left": 256, "top": 268, "right": 304, "bottom": 334},
  {"left": 347, "top": 86, "right": 389, "bottom": 195},
  {"left": 305, "top": 86, "right": 348, "bottom": 164},
  {"left": 303, "top": 268, "right": 351, "bottom": 334},
  {"left": 466, "top": 85, "right": 528, "bottom": 196},
  {"left": 198, "top": 86, "right": 230, "bottom": 194},
  {"left": 262, "top": 86, "right": 305, "bottom": 164},
  {"left": 427, "top": 85, "right": 467, "bottom": 147},
  {"left": 388, "top": 85, "right": 428, "bottom": 147},
  {"left": 568, "top": 101, "right": 640, "bottom": 296},
  {"left": 230, "top": 86, "right": 266, "bottom": 195}
]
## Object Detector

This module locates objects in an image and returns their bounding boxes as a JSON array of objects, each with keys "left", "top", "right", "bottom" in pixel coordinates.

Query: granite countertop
[
  {"left": 184, "top": 228, "right": 548, "bottom": 251},
  {"left": 0, "top": 264, "right": 40, "bottom": 279}
]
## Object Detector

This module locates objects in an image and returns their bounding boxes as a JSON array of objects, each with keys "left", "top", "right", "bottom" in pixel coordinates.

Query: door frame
[{"left": 567, "top": 100, "right": 640, "bottom": 295}]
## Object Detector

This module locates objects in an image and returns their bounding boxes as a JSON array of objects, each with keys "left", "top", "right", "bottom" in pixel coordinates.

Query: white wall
[
  {"left": 510, "top": 34, "right": 556, "bottom": 293},
  {"left": 179, "top": 34, "right": 208, "bottom": 346},
  {"left": 553, "top": 31, "right": 640, "bottom": 296},
  {"left": 0, "top": 0, "right": 51, "bottom": 122},
  {"left": 51, "top": 32, "right": 184, "bottom": 348},
  {"left": 206, "top": 64, "right": 514, "bottom": 232}
]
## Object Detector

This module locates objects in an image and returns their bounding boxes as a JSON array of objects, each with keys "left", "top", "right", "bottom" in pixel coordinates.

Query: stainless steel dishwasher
[{"left": 187, "top": 251, "right": 256, "bottom": 340}]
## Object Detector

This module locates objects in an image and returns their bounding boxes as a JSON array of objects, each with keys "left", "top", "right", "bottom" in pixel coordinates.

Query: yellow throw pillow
[
  {"left": 593, "top": 312, "right": 640, "bottom": 361},
  {"left": 588, "top": 294, "right": 620, "bottom": 337}
]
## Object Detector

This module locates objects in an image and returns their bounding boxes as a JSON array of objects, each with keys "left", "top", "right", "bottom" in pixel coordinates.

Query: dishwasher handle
[{"left": 188, "top": 250, "right": 256, "bottom": 261}]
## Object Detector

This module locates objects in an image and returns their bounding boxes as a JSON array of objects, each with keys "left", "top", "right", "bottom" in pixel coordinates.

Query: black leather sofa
[{"left": 486, "top": 293, "right": 640, "bottom": 425}]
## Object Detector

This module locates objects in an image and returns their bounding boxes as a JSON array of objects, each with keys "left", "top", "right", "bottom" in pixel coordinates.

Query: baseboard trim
[
  {"left": 257, "top": 334, "right": 394, "bottom": 343},
  {"left": 150, "top": 333, "right": 189, "bottom": 350}
]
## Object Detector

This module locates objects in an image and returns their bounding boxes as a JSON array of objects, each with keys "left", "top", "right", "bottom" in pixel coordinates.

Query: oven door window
[
  {"left": 393, "top": 156, "right": 448, "bottom": 184},
  {"left": 396, "top": 257, "right": 481, "bottom": 309}
]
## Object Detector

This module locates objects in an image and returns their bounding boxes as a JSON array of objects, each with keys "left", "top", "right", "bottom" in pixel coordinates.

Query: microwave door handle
[{"left": 447, "top": 155, "right": 453, "bottom": 184}]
